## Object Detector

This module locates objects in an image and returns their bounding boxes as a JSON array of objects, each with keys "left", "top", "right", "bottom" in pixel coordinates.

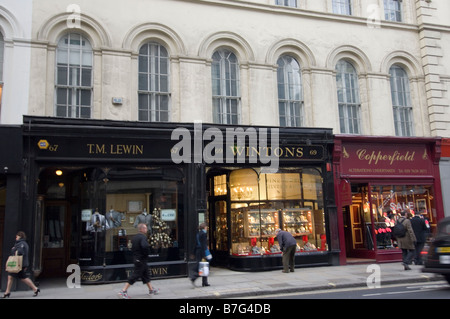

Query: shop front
[
  {"left": 333, "top": 135, "right": 444, "bottom": 264},
  {"left": 205, "top": 125, "right": 339, "bottom": 271},
  {"left": 23, "top": 116, "right": 197, "bottom": 284}
]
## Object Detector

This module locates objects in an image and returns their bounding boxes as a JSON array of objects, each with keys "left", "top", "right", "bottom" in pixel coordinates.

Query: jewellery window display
[
  {"left": 230, "top": 206, "right": 326, "bottom": 256},
  {"left": 217, "top": 168, "right": 328, "bottom": 256}
]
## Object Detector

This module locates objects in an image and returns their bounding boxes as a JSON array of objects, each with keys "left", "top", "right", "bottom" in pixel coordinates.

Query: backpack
[{"left": 393, "top": 218, "right": 407, "bottom": 238}]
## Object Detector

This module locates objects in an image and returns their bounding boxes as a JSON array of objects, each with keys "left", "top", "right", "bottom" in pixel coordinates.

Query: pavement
[{"left": 2, "top": 262, "right": 446, "bottom": 299}]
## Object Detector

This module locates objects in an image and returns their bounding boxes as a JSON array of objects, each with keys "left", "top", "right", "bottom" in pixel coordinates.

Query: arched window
[
  {"left": 212, "top": 49, "right": 240, "bottom": 124},
  {"left": 138, "top": 42, "right": 170, "bottom": 122},
  {"left": 389, "top": 65, "right": 413, "bottom": 136},
  {"left": 336, "top": 60, "right": 361, "bottom": 134},
  {"left": 55, "top": 33, "right": 93, "bottom": 118},
  {"left": 277, "top": 55, "right": 303, "bottom": 127}
]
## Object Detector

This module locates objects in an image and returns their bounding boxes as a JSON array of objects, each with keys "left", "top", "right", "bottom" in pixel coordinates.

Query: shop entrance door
[
  {"left": 41, "top": 202, "right": 70, "bottom": 277},
  {"left": 348, "top": 204, "right": 365, "bottom": 250},
  {"left": 209, "top": 199, "right": 228, "bottom": 265},
  {"left": 343, "top": 184, "right": 375, "bottom": 260}
]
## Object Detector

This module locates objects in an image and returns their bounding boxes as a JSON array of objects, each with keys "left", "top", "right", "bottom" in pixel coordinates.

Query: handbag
[
  {"left": 198, "top": 261, "right": 209, "bottom": 277},
  {"left": 5, "top": 251, "right": 23, "bottom": 273},
  {"left": 205, "top": 248, "right": 212, "bottom": 261}
]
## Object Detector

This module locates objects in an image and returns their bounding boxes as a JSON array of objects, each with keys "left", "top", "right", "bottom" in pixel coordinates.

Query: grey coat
[{"left": 396, "top": 217, "right": 416, "bottom": 250}]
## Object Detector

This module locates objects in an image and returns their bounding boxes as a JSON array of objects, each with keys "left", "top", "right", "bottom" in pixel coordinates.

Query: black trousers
[{"left": 127, "top": 260, "right": 150, "bottom": 285}]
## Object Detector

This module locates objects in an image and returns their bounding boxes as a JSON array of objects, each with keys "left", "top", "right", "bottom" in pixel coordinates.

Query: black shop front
[{"left": 19, "top": 116, "right": 338, "bottom": 284}]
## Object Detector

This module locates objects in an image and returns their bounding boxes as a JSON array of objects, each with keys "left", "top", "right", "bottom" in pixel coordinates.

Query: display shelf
[
  {"left": 281, "top": 208, "right": 313, "bottom": 236},
  {"left": 244, "top": 209, "right": 279, "bottom": 238}
]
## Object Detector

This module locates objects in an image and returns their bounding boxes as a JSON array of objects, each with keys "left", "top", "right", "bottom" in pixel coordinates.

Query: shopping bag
[
  {"left": 198, "top": 261, "right": 209, "bottom": 277},
  {"left": 205, "top": 248, "right": 212, "bottom": 261},
  {"left": 5, "top": 252, "right": 23, "bottom": 273}
]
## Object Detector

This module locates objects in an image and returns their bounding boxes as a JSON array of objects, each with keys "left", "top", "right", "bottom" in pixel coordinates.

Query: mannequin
[
  {"left": 86, "top": 209, "right": 110, "bottom": 254},
  {"left": 87, "top": 209, "right": 110, "bottom": 232},
  {"left": 134, "top": 208, "right": 152, "bottom": 235},
  {"left": 106, "top": 208, "right": 124, "bottom": 229}
]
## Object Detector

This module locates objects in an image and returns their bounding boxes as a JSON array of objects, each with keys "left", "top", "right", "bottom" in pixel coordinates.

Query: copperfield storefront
[
  {"left": 333, "top": 135, "right": 444, "bottom": 264},
  {"left": 20, "top": 116, "right": 338, "bottom": 284}
]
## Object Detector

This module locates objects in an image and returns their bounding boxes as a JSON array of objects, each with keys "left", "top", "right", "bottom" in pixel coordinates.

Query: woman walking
[
  {"left": 189, "top": 223, "right": 210, "bottom": 287},
  {"left": 2, "top": 231, "right": 40, "bottom": 298}
]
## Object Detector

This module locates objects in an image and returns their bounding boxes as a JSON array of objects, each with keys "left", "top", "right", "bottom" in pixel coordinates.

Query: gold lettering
[
  {"left": 80, "top": 271, "right": 102, "bottom": 282},
  {"left": 356, "top": 149, "right": 416, "bottom": 165}
]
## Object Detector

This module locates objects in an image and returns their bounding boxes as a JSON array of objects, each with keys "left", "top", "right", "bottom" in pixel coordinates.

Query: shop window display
[
  {"left": 212, "top": 168, "right": 327, "bottom": 257},
  {"left": 38, "top": 167, "right": 185, "bottom": 270},
  {"left": 370, "top": 184, "right": 436, "bottom": 249}
]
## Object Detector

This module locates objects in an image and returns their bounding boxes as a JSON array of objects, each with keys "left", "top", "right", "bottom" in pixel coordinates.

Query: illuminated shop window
[{"left": 211, "top": 168, "right": 327, "bottom": 256}]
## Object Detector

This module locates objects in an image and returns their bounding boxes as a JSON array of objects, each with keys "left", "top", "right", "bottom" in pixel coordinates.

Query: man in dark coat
[
  {"left": 410, "top": 210, "right": 429, "bottom": 265},
  {"left": 276, "top": 229, "right": 297, "bottom": 273},
  {"left": 118, "top": 223, "right": 159, "bottom": 298},
  {"left": 396, "top": 211, "right": 417, "bottom": 270}
]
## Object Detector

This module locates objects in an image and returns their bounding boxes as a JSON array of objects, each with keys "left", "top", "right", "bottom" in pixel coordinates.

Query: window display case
[
  {"left": 245, "top": 209, "right": 279, "bottom": 238},
  {"left": 281, "top": 208, "right": 312, "bottom": 237}
]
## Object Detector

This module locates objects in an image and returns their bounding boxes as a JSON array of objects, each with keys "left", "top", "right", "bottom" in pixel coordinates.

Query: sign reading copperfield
[{"left": 341, "top": 143, "right": 433, "bottom": 176}]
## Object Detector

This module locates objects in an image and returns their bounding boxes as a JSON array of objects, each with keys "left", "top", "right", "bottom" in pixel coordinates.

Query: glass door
[{"left": 42, "top": 202, "right": 70, "bottom": 277}]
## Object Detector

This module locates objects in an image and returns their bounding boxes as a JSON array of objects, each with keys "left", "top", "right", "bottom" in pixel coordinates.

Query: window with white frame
[
  {"left": 55, "top": 33, "right": 93, "bottom": 118},
  {"left": 277, "top": 55, "right": 303, "bottom": 127},
  {"left": 212, "top": 49, "right": 240, "bottom": 125},
  {"left": 335, "top": 60, "right": 361, "bottom": 134},
  {"left": 275, "top": 0, "right": 297, "bottom": 8},
  {"left": 138, "top": 42, "right": 170, "bottom": 122},
  {"left": 332, "top": 0, "right": 352, "bottom": 15},
  {"left": 389, "top": 65, "right": 414, "bottom": 136},
  {"left": 384, "top": 0, "right": 402, "bottom": 22}
]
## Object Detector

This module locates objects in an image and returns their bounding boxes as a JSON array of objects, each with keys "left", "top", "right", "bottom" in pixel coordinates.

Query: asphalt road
[{"left": 254, "top": 281, "right": 450, "bottom": 299}]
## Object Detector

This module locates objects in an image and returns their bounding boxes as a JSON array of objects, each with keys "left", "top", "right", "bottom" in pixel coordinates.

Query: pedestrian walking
[
  {"left": 118, "top": 223, "right": 159, "bottom": 299},
  {"left": 395, "top": 211, "right": 417, "bottom": 270},
  {"left": 189, "top": 223, "right": 210, "bottom": 287},
  {"left": 410, "top": 210, "right": 429, "bottom": 265},
  {"left": 275, "top": 228, "right": 297, "bottom": 273},
  {"left": 2, "top": 231, "right": 40, "bottom": 298}
]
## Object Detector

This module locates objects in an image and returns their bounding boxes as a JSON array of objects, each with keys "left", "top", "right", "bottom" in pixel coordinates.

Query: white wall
[{"left": 0, "top": 0, "right": 33, "bottom": 124}]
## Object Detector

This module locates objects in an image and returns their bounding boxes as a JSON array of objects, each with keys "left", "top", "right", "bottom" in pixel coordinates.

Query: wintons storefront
[{"left": 333, "top": 135, "right": 444, "bottom": 264}]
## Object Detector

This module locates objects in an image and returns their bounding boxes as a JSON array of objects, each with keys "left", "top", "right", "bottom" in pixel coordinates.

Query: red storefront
[{"left": 333, "top": 135, "right": 443, "bottom": 264}]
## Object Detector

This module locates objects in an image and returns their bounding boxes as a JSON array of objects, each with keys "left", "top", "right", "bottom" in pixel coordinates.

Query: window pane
[
  {"left": 212, "top": 49, "right": 240, "bottom": 124},
  {"left": 336, "top": 60, "right": 361, "bottom": 134},
  {"left": 81, "top": 68, "right": 91, "bottom": 87},
  {"left": 55, "top": 33, "right": 93, "bottom": 119},
  {"left": 138, "top": 42, "right": 170, "bottom": 122},
  {"left": 277, "top": 55, "right": 303, "bottom": 127},
  {"left": 389, "top": 65, "right": 413, "bottom": 136}
]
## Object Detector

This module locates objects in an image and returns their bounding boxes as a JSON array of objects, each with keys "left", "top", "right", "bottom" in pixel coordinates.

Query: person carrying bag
[
  {"left": 2, "top": 231, "right": 40, "bottom": 298},
  {"left": 189, "top": 223, "right": 211, "bottom": 287},
  {"left": 5, "top": 251, "right": 23, "bottom": 273}
]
